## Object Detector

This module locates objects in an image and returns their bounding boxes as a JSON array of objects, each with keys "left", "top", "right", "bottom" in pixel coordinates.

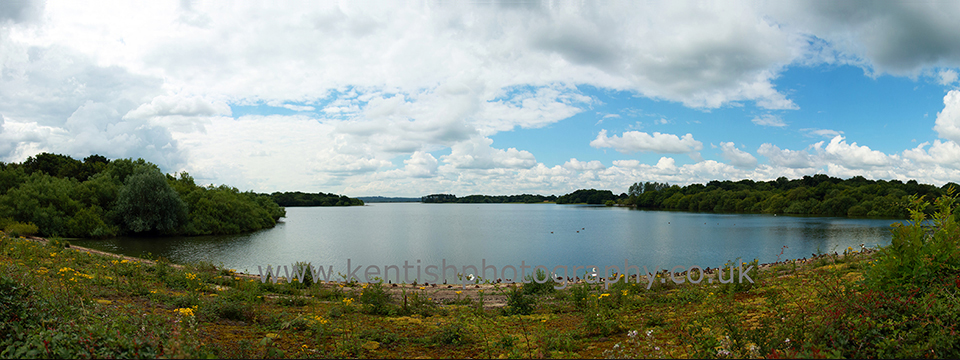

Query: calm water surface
[{"left": 73, "top": 203, "right": 896, "bottom": 281}]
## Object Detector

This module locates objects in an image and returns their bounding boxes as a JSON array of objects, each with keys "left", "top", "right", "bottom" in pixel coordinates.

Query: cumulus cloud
[
  {"left": 818, "top": 136, "right": 897, "bottom": 169},
  {"left": 402, "top": 151, "right": 439, "bottom": 178},
  {"left": 903, "top": 140, "right": 960, "bottom": 169},
  {"left": 590, "top": 129, "right": 703, "bottom": 154},
  {"left": 441, "top": 137, "right": 537, "bottom": 170},
  {"left": 719, "top": 142, "right": 758, "bottom": 169},
  {"left": 563, "top": 158, "right": 605, "bottom": 171},
  {"left": 933, "top": 90, "right": 960, "bottom": 143},
  {"left": 772, "top": 1, "right": 960, "bottom": 76},
  {"left": 757, "top": 143, "right": 817, "bottom": 168},
  {"left": 5, "top": 2, "right": 960, "bottom": 195}
]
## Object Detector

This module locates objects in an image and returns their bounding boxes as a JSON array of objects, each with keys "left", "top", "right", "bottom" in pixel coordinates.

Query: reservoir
[{"left": 72, "top": 203, "right": 896, "bottom": 282}]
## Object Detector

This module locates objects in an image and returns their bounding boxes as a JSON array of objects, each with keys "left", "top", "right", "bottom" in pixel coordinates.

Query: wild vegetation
[
  {"left": 0, "top": 153, "right": 285, "bottom": 238},
  {"left": 4, "top": 191, "right": 960, "bottom": 358}
]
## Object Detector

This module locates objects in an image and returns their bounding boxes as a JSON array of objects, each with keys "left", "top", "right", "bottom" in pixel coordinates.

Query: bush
[
  {"left": 3, "top": 221, "right": 38, "bottom": 238},
  {"left": 521, "top": 268, "right": 555, "bottom": 296},
  {"left": 502, "top": 286, "right": 535, "bottom": 316},
  {"left": 867, "top": 192, "right": 960, "bottom": 294},
  {"left": 431, "top": 322, "right": 471, "bottom": 345},
  {"left": 357, "top": 282, "right": 394, "bottom": 315}
]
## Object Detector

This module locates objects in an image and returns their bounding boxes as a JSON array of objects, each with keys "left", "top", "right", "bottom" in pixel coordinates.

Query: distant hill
[{"left": 358, "top": 196, "right": 422, "bottom": 203}]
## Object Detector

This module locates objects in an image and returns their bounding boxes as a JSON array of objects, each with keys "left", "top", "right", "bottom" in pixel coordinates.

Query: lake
[{"left": 71, "top": 203, "right": 897, "bottom": 283}]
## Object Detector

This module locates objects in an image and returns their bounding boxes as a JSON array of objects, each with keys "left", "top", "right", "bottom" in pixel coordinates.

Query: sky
[{"left": 2, "top": 1, "right": 960, "bottom": 197}]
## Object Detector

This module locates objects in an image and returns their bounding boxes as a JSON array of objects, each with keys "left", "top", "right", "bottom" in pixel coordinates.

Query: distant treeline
[
  {"left": 358, "top": 196, "right": 421, "bottom": 203},
  {"left": 555, "top": 189, "right": 625, "bottom": 204},
  {"left": 270, "top": 191, "right": 364, "bottom": 206},
  {"left": 421, "top": 193, "right": 557, "bottom": 203},
  {"left": 0, "top": 153, "right": 285, "bottom": 238},
  {"left": 615, "top": 175, "right": 956, "bottom": 218}
]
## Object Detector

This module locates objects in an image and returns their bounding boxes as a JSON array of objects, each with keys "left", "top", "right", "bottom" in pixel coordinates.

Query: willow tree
[{"left": 115, "top": 168, "right": 187, "bottom": 234}]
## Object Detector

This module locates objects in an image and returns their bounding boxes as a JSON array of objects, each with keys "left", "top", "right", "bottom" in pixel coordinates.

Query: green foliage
[
  {"left": 502, "top": 286, "right": 535, "bottom": 315},
  {"left": 3, "top": 221, "right": 38, "bottom": 237},
  {"left": 623, "top": 175, "right": 932, "bottom": 218},
  {"left": 866, "top": 190, "right": 960, "bottom": 294},
  {"left": 0, "top": 153, "right": 285, "bottom": 238},
  {"left": 521, "top": 268, "right": 556, "bottom": 296},
  {"left": 431, "top": 321, "right": 471, "bottom": 345},
  {"left": 357, "top": 282, "right": 395, "bottom": 315},
  {"left": 556, "top": 189, "right": 616, "bottom": 204},
  {"left": 0, "top": 274, "right": 32, "bottom": 340},
  {"left": 115, "top": 168, "right": 188, "bottom": 234},
  {"left": 181, "top": 185, "right": 284, "bottom": 235},
  {"left": 0, "top": 173, "right": 84, "bottom": 237}
]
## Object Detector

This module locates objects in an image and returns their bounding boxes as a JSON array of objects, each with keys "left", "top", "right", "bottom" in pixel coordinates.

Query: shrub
[
  {"left": 521, "top": 268, "right": 555, "bottom": 296},
  {"left": 866, "top": 191, "right": 960, "bottom": 294},
  {"left": 3, "top": 221, "right": 38, "bottom": 238},
  {"left": 357, "top": 282, "right": 394, "bottom": 315},
  {"left": 502, "top": 286, "right": 535, "bottom": 316}
]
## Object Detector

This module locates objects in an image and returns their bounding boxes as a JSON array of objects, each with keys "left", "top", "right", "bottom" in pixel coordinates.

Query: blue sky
[{"left": 2, "top": 1, "right": 960, "bottom": 197}]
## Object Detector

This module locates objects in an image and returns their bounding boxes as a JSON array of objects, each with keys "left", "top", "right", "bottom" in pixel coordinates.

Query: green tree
[{"left": 115, "top": 168, "right": 188, "bottom": 234}]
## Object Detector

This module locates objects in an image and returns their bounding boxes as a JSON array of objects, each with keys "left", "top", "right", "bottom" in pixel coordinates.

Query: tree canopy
[
  {"left": 0, "top": 153, "right": 286, "bottom": 238},
  {"left": 616, "top": 175, "right": 951, "bottom": 218}
]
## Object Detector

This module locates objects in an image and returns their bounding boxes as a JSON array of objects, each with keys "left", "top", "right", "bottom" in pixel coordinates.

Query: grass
[{"left": 3, "top": 193, "right": 960, "bottom": 358}]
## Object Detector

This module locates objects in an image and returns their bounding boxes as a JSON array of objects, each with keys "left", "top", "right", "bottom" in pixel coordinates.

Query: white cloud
[
  {"left": 563, "top": 158, "right": 605, "bottom": 171},
  {"left": 440, "top": 137, "right": 537, "bottom": 170},
  {"left": 282, "top": 104, "right": 316, "bottom": 112},
  {"left": 5, "top": 2, "right": 960, "bottom": 195},
  {"left": 902, "top": 140, "right": 960, "bottom": 169},
  {"left": 590, "top": 129, "right": 703, "bottom": 154},
  {"left": 818, "top": 135, "right": 897, "bottom": 169},
  {"left": 771, "top": 1, "right": 960, "bottom": 76},
  {"left": 402, "top": 151, "right": 439, "bottom": 178},
  {"left": 751, "top": 114, "right": 787, "bottom": 127},
  {"left": 933, "top": 90, "right": 960, "bottom": 143},
  {"left": 802, "top": 128, "right": 845, "bottom": 138},
  {"left": 719, "top": 142, "right": 758, "bottom": 169},
  {"left": 939, "top": 69, "right": 959, "bottom": 86},
  {"left": 757, "top": 143, "right": 817, "bottom": 168}
]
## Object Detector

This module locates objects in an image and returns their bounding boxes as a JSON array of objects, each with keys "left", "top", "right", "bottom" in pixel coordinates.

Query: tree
[{"left": 115, "top": 168, "right": 187, "bottom": 234}]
